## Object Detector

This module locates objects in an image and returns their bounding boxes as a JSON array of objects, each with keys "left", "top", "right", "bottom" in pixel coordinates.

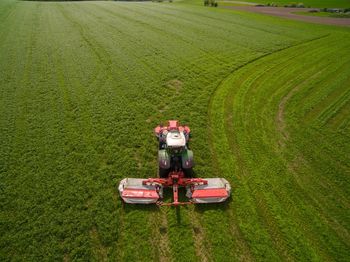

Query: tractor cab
[
  {"left": 166, "top": 130, "right": 186, "bottom": 154},
  {"left": 155, "top": 120, "right": 190, "bottom": 148},
  {"left": 166, "top": 130, "right": 186, "bottom": 147}
]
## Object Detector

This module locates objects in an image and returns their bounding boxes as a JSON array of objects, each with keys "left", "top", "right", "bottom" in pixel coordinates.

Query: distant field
[
  {"left": 0, "top": 0, "right": 349, "bottom": 261},
  {"left": 228, "top": 0, "right": 350, "bottom": 8}
]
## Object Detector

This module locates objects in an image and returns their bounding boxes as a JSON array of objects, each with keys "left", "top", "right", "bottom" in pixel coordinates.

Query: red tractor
[{"left": 118, "top": 120, "right": 231, "bottom": 206}]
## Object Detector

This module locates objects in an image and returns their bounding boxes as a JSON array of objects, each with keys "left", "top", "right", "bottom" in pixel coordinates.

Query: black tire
[
  {"left": 159, "top": 167, "right": 170, "bottom": 178},
  {"left": 159, "top": 141, "right": 166, "bottom": 150},
  {"left": 183, "top": 168, "right": 193, "bottom": 178}
]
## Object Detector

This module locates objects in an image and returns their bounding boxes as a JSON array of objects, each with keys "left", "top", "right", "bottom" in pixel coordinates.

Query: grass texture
[{"left": 0, "top": 0, "right": 349, "bottom": 261}]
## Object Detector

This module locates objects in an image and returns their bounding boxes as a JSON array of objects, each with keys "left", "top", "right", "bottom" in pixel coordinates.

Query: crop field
[{"left": 0, "top": 0, "right": 349, "bottom": 261}]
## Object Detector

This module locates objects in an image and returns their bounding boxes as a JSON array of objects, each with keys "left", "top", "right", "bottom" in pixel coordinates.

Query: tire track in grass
[
  {"left": 276, "top": 68, "right": 328, "bottom": 147},
  {"left": 60, "top": 3, "right": 148, "bottom": 92},
  {"left": 45, "top": 10, "right": 88, "bottom": 260},
  {"left": 209, "top": 32, "right": 329, "bottom": 154},
  {"left": 223, "top": 40, "right": 320, "bottom": 167},
  {"left": 53, "top": 5, "right": 137, "bottom": 257},
  {"left": 56, "top": 3, "right": 113, "bottom": 92},
  {"left": 329, "top": 96, "right": 350, "bottom": 130},
  {"left": 75, "top": 3, "right": 168, "bottom": 79},
  {"left": 81, "top": 3, "right": 235, "bottom": 260},
  {"left": 234, "top": 50, "right": 340, "bottom": 259},
  {"left": 292, "top": 67, "right": 349, "bottom": 173},
  {"left": 286, "top": 152, "right": 350, "bottom": 247},
  {"left": 47, "top": 6, "right": 114, "bottom": 259},
  {"left": 284, "top": 54, "right": 350, "bottom": 171},
  {"left": 219, "top": 49, "right": 320, "bottom": 259},
  {"left": 4, "top": 4, "right": 78, "bottom": 259},
  {"left": 103, "top": 5, "right": 237, "bottom": 254},
  {"left": 187, "top": 206, "right": 212, "bottom": 262},
  {"left": 276, "top": 57, "right": 350, "bottom": 242},
  {"left": 297, "top": 57, "right": 350, "bottom": 126},
  {"left": 238, "top": 39, "right": 334, "bottom": 152},
  {"left": 207, "top": 51, "right": 291, "bottom": 262},
  {"left": 89, "top": 0, "right": 245, "bottom": 110},
  {"left": 117, "top": 3, "right": 287, "bottom": 55},
  {"left": 57, "top": 3, "right": 188, "bottom": 261},
  {"left": 61, "top": 2, "right": 187, "bottom": 106},
  {"left": 272, "top": 38, "right": 347, "bottom": 207},
  {"left": 289, "top": 126, "right": 350, "bottom": 202},
  {"left": 207, "top": 35, "right": 332, "bottom": 260},
  {"left": 222, "top": 48, "right": 321, "bottom": 261},
  {"left": 60, "top": 5, "right": 176, "bottom": 259},
  {"left": 90, "top": 2, "right": 230, "bottom": 66},
  {"left": 163, "top": 206, "right": 198, "bottom": 261},
  {"left": 296, "top": 52, "right": 350, "bottom": 129},
  {"left": 110, "top": 1, "right": 292, "bottom": 258},
  {"left": 0, "top": 4, "right": 33, "bottom": 182},
  {"left": 205, "top": 44, "right": 309, "bottom": 261},
  {"left": 227, "top": 39, "right": 344, "bottom": 260},
  {"left": 37, "top": 7, "right": 74, "bottom": 258},
  {"left": 0, "top": 1, "right": 17, "bottom": 47},
  {"left": 235, "top": 35, "right": 348, "bottom": 259},
  {"left": 282, "top": 146, "right": 350, "bottom": 259},
  {"left": 0, "top": 8, "right": 37, "bottom": 259},
  {"left": 149, "top": 209, "right": 172, "bottom": 262},
  {"left": 318, "top": 87, "right": 350, "bottom": 126},
  {"left": 270, "top": 73, "right": 350, "bottom": 211},
  {"left": 198, "top": 27, "right": 330, "bottom": 262},
  {"left": 151, "top": 2, "right": 311, "bottom": 41}
]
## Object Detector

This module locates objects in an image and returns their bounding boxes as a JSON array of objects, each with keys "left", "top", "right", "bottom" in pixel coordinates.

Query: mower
[{"left": 118, "top": 120, "right": 231, "bottom": 206}]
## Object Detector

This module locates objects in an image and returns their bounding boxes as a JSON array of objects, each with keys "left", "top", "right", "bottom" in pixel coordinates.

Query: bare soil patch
[{"left": 224, "top": 6, "right": 350, "bottom": 26}]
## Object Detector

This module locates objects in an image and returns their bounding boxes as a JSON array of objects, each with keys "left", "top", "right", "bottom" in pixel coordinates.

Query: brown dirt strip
[{"left": 223, "top": 6, "right": 350, "bottom": 26}]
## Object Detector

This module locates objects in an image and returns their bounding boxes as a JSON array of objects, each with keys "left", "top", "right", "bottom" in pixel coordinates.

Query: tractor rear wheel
[
  {"left": 183, "top": 168, "right": 193, "bottom": 178},
  {"left": 159, "top": 167, "right": 170, "bottom": 178}
]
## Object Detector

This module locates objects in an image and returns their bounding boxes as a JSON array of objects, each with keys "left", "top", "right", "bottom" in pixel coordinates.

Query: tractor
[
  {"left": 155, "top": 120, "right": 193, "bottom": 178},
  {"left": 118, "top": 120, "right": 231, "bottom": 206}
]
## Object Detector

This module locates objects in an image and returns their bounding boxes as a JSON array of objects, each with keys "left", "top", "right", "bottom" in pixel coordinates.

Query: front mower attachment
[{"left": 118, "top": 178, "right": 163, "bottom": 204}]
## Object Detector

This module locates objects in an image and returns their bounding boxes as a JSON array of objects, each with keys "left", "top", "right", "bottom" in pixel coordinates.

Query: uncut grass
[{"left": 0, "top": 0, "right": 347, "bottom": 261}]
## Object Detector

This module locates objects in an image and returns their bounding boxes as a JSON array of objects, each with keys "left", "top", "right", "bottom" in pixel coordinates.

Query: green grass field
[{"left": 0, "top": 0, "right": 349, "bottom": 261}]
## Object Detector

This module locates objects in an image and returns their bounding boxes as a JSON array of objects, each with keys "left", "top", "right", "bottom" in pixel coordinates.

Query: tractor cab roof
[{"left": 166, "top": 131, "right": 186, "bottom": 147}]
